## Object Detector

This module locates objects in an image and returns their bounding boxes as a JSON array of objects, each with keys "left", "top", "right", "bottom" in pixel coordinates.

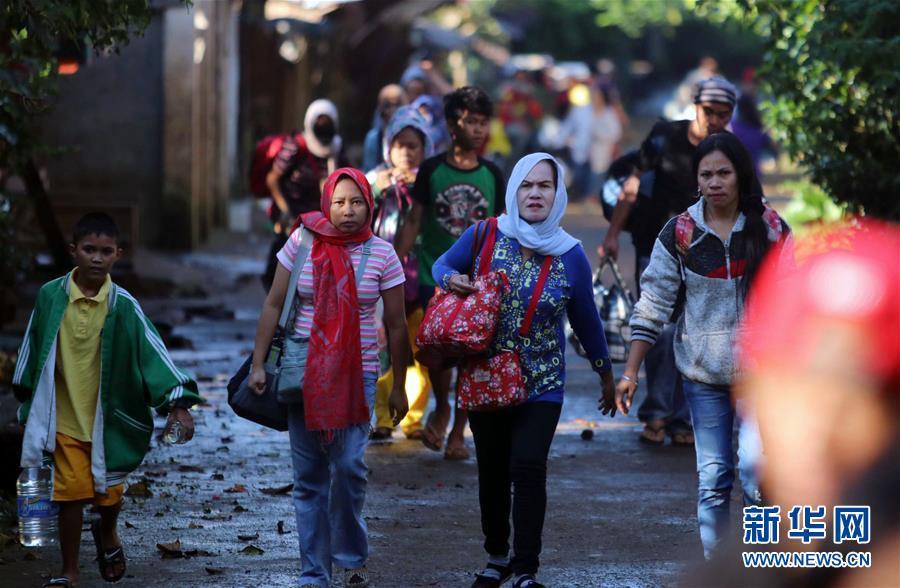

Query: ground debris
[
  {"left": 237, "top": 533, "right": 259, "bottom": 541},
  {"left": 276, "top": 520, "right": 289, "bottom": 534},
  {"left": 239, "top": 544, "right": 264, "bottom": 555},
  {"left": 156, "top": 540, "right": 183, "bottom": 559},
  {"left": 125, "top": 479, "right": 152, "bottom": 498},
  {"left": 224, "top": 483, "right": 246, "bottom": 493},
  {"left": 205, "top": 567, "right": 225, "bottom": 575},
  {"left": 177, "top": 464, "right": 205, "bottom": 473},
  {"left": 259, "top": 483, "right": 292, "bottom": 495}
]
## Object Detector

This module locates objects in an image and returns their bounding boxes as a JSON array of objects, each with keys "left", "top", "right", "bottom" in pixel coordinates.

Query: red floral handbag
[
  {"left": 457, "top": 251, "right": 554, "bottom": 411},
  {"left": 415, "top": 219, "right": 506, "bottom": 369}
]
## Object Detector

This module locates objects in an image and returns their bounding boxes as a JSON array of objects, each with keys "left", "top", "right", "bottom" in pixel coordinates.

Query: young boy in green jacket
[{"left": 12, "top": 213, "right": 202, "bottom": 587}]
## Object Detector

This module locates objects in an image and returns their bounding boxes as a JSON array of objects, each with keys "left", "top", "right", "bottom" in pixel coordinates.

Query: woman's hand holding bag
[{"left": 415, "top": 219, "right": 507, "bottom": 369}]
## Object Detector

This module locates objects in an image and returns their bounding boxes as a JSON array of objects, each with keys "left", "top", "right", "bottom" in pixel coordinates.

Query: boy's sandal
[
  {"left": 405, "top": 429, "right": 425, "bottom": 441},
  {"left": 90, "top": 520, "right": 127, "bottom": 583},
  {"left": 471, "top": 562, "right": 513, "bottom": 587},
  {"left": 639, "top": 420, "right": 666, "bottom": 446},
  {"left": 670, "top": 430, "right": 695, "bottom": 447},
  {"left": 43, "top": 578, "right": 73, "bottom": 587},
  {"left": 512, "top": 575, "right": 545, "bottom": 588},
  {"left": 444, "top": 443, "right": 470, "bottom": 461},
  {"left": 421, "top": 411, "right": 447, "bottom": 452}
]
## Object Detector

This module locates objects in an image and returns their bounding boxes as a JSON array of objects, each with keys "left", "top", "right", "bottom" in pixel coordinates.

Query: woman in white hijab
[{"left": 432, "top": 153, "right": 617, "bottom": 588}]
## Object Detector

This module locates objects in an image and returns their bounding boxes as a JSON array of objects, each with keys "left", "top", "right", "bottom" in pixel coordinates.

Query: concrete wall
[
  {"left": 40, "top": 18, "right": 165, "bottom": 247},
  {"left": 39, "top": 2, "right": 242, "bottom": 251}
]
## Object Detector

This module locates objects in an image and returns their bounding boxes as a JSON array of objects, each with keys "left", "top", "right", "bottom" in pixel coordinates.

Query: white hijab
[
  {"left": 497, "top": 153, "right": 580, "bottom": 256},
  {"left": 303, "top": 98, "right": 343, "bottom": 159}
]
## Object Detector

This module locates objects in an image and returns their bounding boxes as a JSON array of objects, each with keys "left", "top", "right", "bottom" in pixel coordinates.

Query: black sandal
[
  {"left": 43, "top": 578, "right": 73, "bottom": 587},
  {"left": 471, "top": 562, "right": 513, "bottom": 587},
  {"left": 512, "top": 575, "right": 545, "bottom": 588},
  {"left": 90, "top": 519, "right": 127, "bottom": 583}
]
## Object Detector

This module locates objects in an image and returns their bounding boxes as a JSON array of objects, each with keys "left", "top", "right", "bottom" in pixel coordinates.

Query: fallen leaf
[
  {"left": 177, "top": 464, "right": 205, "bottom": 473},
  {"left": 224, "top": 484, "right": 246, "bottom": 493},
  {"left": 189, "top": 522, "right": 204, "bottom": 529},
  {"left": 205, "top": 567, "right": 225, "bottom": 575},
  {"left": 239, "top": 544, "right": 264, "bottom": 555},
  {"left": 154, "top": 511, "right": 165, "bottom": 517},
  {"left": 201, "top": 512, "right": 231, "bottom": 521},
  {"left": 276, "top": 520, "right": 288, "bottom": 534},
  {"left": 124, "top": 521, "right": 136, "bottom": 529},
  {"left": 237, "top": 533, "right": 258, "bottom": 541},
  {"left": 233, "top": 504, "right": 248, "bottom": 513},
  {"left": 220, "top": 436, "right": 233, "bottom": 443},
  {"left": 210, "top": 473, "right": 224, "bottom": 481},
  {"left": 259, "top": 483, "right": 292, "bottom": 495},
  {"left": 125, "top": 481, "right": 152, "bottom": 498},
  {"left": 156, "top": 540, "right": 183, "bottom": 559},
  {"left": 184, "top": 549, "right": 215, "bottom": 558}
]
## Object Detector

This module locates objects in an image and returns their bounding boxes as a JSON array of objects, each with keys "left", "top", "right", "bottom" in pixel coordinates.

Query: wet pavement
[{"left": 2, "top": 208, "right": 718, "bottom": 587}]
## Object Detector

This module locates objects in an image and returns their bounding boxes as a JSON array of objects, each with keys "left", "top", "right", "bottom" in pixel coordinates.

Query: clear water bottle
[
  {"left": 17, "top": 466, "right": 59, "bottom": 547},
  {"left": 164, "top": 419, "right": 188, "bottom": 444}
]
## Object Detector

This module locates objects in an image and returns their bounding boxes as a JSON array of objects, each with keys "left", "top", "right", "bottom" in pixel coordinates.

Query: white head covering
[
  {"left": 497, "top": 153, "right": 580, "bottom": 256},
  {"left": 303, "top": 98, "right": 342, "bottom": 158}
]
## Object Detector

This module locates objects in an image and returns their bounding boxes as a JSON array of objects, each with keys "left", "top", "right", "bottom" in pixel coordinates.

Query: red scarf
[{"left": 293, "top": 168, "right": 373, "bottom": 435}]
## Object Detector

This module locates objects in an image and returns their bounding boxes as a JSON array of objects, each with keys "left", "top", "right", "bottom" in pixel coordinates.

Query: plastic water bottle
[
  {"left": 17, "top": 467, "right": 59, "bottom": 547},
  {"left": 163, "top": 419, "right": 188, "bottom": 444}
]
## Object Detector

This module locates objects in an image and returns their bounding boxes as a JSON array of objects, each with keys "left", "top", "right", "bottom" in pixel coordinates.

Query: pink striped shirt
[{"left": 277, "top": 229, "right": 405, "bottom": 372}]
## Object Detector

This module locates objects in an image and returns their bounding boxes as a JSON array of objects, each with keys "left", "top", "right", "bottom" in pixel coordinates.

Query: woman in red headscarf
[{"left": 249, "top": 168, "right": 409, "bottom": 588}]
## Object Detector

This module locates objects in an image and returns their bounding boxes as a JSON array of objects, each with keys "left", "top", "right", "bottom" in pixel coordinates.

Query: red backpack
[{"left": 249, "top": 133, "right": 304, "bottom": 198}]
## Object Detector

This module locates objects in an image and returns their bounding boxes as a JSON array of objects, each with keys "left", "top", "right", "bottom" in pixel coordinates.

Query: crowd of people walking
[{"left": 16, "top": 58, "right": 896, "bottom": 588}]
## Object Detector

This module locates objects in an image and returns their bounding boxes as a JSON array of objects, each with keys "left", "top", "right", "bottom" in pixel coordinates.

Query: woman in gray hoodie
[{"left": 614, "top": 132, "right": 791, "bottom": 559}]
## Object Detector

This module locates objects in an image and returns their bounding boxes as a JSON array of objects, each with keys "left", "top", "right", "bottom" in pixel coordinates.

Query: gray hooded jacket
[{"left": 630, "top": 199, "right": 790, "bottom": 385}]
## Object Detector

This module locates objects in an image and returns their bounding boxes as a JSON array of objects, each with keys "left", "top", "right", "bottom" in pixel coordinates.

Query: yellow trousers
[{"left": 374, "top": 306, "right": 430, "bottom": 433}]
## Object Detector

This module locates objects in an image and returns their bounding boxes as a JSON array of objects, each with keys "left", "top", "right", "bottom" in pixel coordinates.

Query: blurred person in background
[
  {"left": 362, "top": 84, "right": 407, "bottom": 173},
  {"left": 666, "top": 55, "right": 720, "bottom": 120},
  {"left": 595, "top": 58, "right": 629, "bottom": 129},
  {"left": 263, "top": 99, "right": 348, "bottom": 290},
  {"left": 583, "top": 85, "right": 623, "bottom": 208},
  {"left": 412, "top": 94, "right": 452, "bottom": 155},
  {"left": 557, "top": 81, "right": 593, "bottom": 201},
  {"left": 401, "top": 60, "right": 453, "bottom": 104},
  {"left": 731, "top": 93, "right": 776, "bottom": 179},
  {"left": 616, "top": 133, "right": 791, "bottom": 559},
  {"left": 366, "top": 106, "right": 434, "bottom": 441},
  {"left": 498, "top": 69, "right": 545, "bottom": 171},
  {"left": 602, "top": 76, "right": 741, "bottom": 447},
  {"left": 688, "top": 220, "right": 900, "bottom": 587}
]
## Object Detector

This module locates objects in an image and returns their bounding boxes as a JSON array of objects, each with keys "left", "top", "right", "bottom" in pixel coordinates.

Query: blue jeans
[
  {"left": 287, "top": 373, "right": 376, "bottom": 587},
  {"left": 683, "top": 379, "right": 762, "bottom": 559},
  {"left": 635, "top": 256, "right": 691, "bottom": 433}
]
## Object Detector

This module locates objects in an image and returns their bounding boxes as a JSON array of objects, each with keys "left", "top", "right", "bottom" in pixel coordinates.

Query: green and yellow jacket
[{"left": 13, "top": 271, "right": 201, "bottom": 492}]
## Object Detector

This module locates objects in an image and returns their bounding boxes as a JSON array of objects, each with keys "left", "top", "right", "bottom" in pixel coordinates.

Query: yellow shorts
[{"left": 52, "top": 433, "right": 124, "bottom": 506}]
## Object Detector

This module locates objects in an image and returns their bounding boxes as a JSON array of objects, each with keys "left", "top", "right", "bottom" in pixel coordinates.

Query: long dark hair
[{"left": 692, "top": 132, "right": 771, "bottom": 299}]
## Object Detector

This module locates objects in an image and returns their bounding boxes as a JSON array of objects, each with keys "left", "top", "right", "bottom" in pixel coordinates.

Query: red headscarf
[{"left": 294, "top": 168, "right": 374, "bottom": 435}]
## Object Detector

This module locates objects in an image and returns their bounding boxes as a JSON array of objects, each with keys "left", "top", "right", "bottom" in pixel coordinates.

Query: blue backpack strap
[{"left": 355, "top": 237, "right": 374, "bottom": 289}]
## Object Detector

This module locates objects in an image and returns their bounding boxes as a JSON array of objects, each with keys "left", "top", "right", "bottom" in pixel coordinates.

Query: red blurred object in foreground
[{"left": 740, "top": 219, "right": 900, "bottom": 388}]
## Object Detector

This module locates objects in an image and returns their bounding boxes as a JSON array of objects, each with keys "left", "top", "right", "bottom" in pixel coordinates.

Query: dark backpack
[{"left": 249, "top": 133, "right": 305, "bottom": 198}]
